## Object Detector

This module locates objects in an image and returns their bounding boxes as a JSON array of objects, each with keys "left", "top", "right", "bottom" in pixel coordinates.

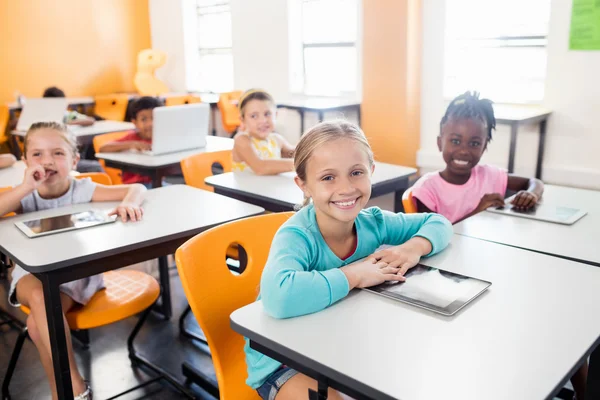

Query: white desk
[
  {"left": 232, "top": 235, "right": 600, "bottom": 400},
  {"left": 0, "top": 185, "right": 264, "bottom": 399},
  {"left": 205, "top": 162, "right": 417, "bottom": 213},
  {"left": 0, "top": 161, "right": 25, "bottom": 188},
  {"left": 7, "top": 96, "right": 95, "bottom": 112},
  {"left": 12, "top": 120, "right": 134, "bottom": 142},
  {"left": 96, "top": 136, "right": 233, "bottom": 188},
  {"left": 494, "top": 104, "right": 552, "bottom": 179},
  {"left": 454, "top": 184, "right": 600, "bottom": 266},
  {"left": 277, "top": 98, "right": 362, "bottom": 133}
]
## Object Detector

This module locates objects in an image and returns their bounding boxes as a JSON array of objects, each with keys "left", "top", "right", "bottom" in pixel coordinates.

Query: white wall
[{"left": 419, "top": 0, "right": 600, "bottom": 190}]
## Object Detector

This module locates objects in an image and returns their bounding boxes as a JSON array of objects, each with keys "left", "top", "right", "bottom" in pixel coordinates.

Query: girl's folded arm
[{"left": 260, "top": 228, "right": 349, "bottom": 319}]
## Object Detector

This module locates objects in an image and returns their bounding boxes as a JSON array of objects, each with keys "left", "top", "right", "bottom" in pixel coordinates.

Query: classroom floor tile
[{"left": 0, "top": 267, "right": 217, "bottom": 400}]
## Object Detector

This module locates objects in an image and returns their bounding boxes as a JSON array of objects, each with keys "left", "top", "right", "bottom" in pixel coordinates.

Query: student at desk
[
  {"left": 0, "top": 121, "right": 145, "bottom": 400},
  {"left": 42, "top": 86, "right": 95, "bottom": 127},
  {"left": 232, "top": 89, "right": 296, "bottom": 175},
  {"left": 244, "top": 120, "right": 453, "bottom": 400},
  {"left": 98, "top": 96, "right": 161, "bottom": 187},
  {"left": 412, "top": 92, "right": 544, "bottom": 224}
]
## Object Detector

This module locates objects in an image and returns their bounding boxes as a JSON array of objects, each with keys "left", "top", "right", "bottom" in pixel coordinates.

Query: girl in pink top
[
  {"left": 412, "top": 91, "right": 544, "bottom": 224},
  {"left": 413, "top": 92, "right": 590, "bottom": 400}
]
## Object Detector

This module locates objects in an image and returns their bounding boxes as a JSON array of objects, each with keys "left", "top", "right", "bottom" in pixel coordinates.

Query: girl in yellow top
[{"left": 232, "top": 89, "right": 296, "bottom": 175}]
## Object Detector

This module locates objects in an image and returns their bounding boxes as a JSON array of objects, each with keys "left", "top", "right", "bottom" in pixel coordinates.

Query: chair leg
[
  {"left": 179, "top": 305, "right": 207, "bottom": 344},
  {"left": 113, "top": 305, "right": 196, "bottom": 399},
  {"left": 71, "top": 329, "right": 90, "bottom": 349},
  {"left": 2, "top": 327, "right": 29, "bottom": 400}
]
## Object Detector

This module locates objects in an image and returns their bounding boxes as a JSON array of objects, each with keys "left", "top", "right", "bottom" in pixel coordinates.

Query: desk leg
[
  {"left": 535, "top": 119, "right": 547, "bottom": 179},
  {"left": 211, "top": 104, "right": 217, "bottom": 136},
  {"left": 508, "top": 124, "right": 518, "bottom": 174},
  {"left": 308, "top": 381, "right": 329, "bottom": 399},
  {"left": 586, "top": 346, "right": 600, "bottom": 399},
  {"left": 299, "top": 110, "right": 305, "bottom": 135},
  {"left": 39, "top": 273, "right": 75, "bottom": 400},
  {"left": 156, "top": 256, "right": 172, "bottom": 320},
  {"left": 151, "top": 171, "right": 163, "bottom": 189},
  {"left": 394, "top": 190, "right": 405, "bottom": 213},
  {"left": 357, "top": 105, "right": 362, "bottom": 127},
  {"left": 317, "top": 111, "right": 324, "bottom": 123}
]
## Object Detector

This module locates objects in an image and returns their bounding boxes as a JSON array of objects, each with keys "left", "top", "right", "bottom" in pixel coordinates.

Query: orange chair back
[
  {"left": 93, "top": 132, "right": 130, "bottom": 185},
  {"left": 217, "top": 91, "right": 243, "bottom": 134},
  {"left": 76, "top": 172, "right": 112, "bottom": 185},
  {"left": 165, "top": 95, "right": 201, "bottom": 107},
  {"left": 0, "top": 105, "right": 9, "bottom": 146},
  {"left": 180, "top": 150, "right": 232, "bottom": 192},
  {"left": 176, "top": 212, "right": 294, "bottom": 400},
  {"left": 402, "top": 187, "right": 417, "bottom": 213},
  {"left": 94, "top": 94, "right": 130, "bottom": 121}
]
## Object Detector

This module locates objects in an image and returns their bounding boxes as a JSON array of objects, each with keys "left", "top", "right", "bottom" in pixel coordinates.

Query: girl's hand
[
  {"left": 131, "top": 142, "right": 151, "bottom": 151},
  {"left": 511, "top": 190, "right": 539, "bottom": 210},
  {"left": 22, "top": 165, "right": 48, "bottom": 190},
  {"left": 476, "top": 193, "right": 505, "bottom": 212},
  {"left": 371, "top": 238, "right": 432, "bottom": 277},
  {"left": 341, "top": 257, "right": 405, "bottom": 289},
  {"left": 109, "top": 203, "right": 144, "bottom": 222}
]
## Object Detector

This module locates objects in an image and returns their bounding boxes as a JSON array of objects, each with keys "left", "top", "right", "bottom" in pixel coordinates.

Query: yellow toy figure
[{"left": 133, "top": 49, "right": 170, "bottom": 96}]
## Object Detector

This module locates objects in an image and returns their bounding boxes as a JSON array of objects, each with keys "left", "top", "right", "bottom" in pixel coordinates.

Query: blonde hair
[
  {"left": 238, "top": 88, "right": 275, "bottom": 117},
  {"left": 294, "top": 120, "right": 374, "bottom": 208},
  {"left": 24, "top": 122, "right": 78, "bottom": 158}
]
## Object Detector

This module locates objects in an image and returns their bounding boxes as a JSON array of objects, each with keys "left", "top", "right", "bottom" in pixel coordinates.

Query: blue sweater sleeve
[
  {"left": 260, "top": 226, "right": 349, "bottom": 319},
  {"left": 379, "top": 210, "right": 453, "bottom": 256}
]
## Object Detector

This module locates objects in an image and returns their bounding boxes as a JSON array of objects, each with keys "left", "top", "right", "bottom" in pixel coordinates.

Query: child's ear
[
  {"left": 72, "top": 153, "right": 81, "bottom": 170},
  {"left": 294, "top": 176, "right": 310, "bottom": 199},
  {"left": 437, "top": 135, "right": 442, "bottom": 151}
]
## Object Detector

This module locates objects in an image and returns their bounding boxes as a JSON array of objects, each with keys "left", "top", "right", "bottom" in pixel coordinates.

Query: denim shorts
[{"left": 256, "top": 366, "right": 299, "bottom": 400}]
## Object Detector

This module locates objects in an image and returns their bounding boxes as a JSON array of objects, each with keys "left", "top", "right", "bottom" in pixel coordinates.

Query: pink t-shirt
[{"left": 412, "top": 164, "right": 508, "bottom": 224}]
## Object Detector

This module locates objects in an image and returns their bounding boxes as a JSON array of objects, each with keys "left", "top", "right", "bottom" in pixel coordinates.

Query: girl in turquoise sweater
[{"left": 245, "top": 120, "right": 453, "bottom": 400}]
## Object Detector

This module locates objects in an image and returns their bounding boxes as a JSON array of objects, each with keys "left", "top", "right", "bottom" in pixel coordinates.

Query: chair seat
[{"left": 20, "top": 270, "right": 160, "bottom": 330}]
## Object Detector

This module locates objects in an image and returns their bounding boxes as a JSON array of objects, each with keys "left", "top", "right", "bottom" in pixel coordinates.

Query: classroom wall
[
  {"left": 419, "top": 0, "right": 600, "bottom": 190},
  {"left": 361, "top": 0, "right": 421, "bottom": 166},
  {"left": 0, "top": 0, "right": 151, "bottom": 103}
]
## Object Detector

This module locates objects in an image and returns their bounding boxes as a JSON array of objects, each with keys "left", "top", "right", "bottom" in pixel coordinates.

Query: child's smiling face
[{"left": 438, "top": 117, "right": 488, "bottom": 181}]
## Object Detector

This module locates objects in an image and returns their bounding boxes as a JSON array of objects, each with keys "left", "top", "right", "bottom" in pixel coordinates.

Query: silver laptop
[
  {"left": 16, "top": 98, "right": 68, "bottom": 131},
  {"left": 145, "top": 103, "right": 209, "bottom": 155},
  {"left": 486, "top": 197, "right": 587, "bottom": 225}
]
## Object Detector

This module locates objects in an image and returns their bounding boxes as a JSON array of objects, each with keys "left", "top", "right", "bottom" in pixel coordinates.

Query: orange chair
[
  {"left": 180, "top": 150, "right": 232, "bottom": 192},
  {"left": 0, "top": 105, "right": 9, "bottom": 148},
  {"left": 94, "top": 94, "right": 130, "bottom": 121},
  {"left": 76, "top": 172, "right": 113, "bottom": 185},
  {"left": 0, "top": 187, "right": 16, "bottom": 217},
  {"left": 176, "top": 212, "right": 294, "bottom": 400},
  {"left": 2, "top": 270, "right": 192, "bottom": 399},
  {"left": 217, "top": 91, "right": 243, "bottom": 135},
  {"left": 165, "top": 95, "right": 201, "bottom": 107},
  {"left": 402, "top": 187, "right": 417, "bottom": 213},
  {"left": 93, "top": 131, "right": 129, "bottom": 185}
]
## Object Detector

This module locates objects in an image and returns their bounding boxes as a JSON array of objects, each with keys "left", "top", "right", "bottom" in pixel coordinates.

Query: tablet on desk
[
  {"left": 363, "top": 265, "right": 491, "bottom": 316},
  {"left": 486, "top": 200, "right": 586, "bottom": 225},
  {"left": 15, "top": 210, "right": 117, "bottom": 238}
]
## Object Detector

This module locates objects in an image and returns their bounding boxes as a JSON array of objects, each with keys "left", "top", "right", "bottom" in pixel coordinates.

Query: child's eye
[
  {"left": 321, "top": 175, "right": 334, "bottom": 181},
  {"left": 470, "top": 142, "right": 481, "bottom": 147},
  {"left": 351, "top": 170, "right": 364, "bottom": 177},
  {"left": 32, "top": 152, "right": 41, "bottom": 157},
  {"left": 451, "top": 139, "right": 460, "bottom": 145},
  {"left": 55, "top": 151, "right": 65, "bottom": 156},
  {"left": 265, "top": 112, "right": 272, "bottom": 117}
]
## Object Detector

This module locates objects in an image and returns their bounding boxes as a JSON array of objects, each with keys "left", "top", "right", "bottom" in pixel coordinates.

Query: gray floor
[{"left": 0, "top": 266, "right": 218, "bottom": 400}]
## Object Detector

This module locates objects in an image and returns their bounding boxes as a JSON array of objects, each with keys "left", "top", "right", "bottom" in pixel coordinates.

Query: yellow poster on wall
[{"left": 570, "top": 0, "right": 600, "bottom": 50}]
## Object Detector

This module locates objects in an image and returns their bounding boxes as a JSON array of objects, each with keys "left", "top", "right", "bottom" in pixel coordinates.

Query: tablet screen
[
  {"left": 364, "top": 265, "right": 491, "bottom": 315},
  {"left": 16, "top": 210, "right": 116, "bottom": 237}
]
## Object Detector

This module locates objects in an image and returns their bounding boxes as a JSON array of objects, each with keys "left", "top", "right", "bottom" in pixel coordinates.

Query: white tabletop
[
  {"left": 12, "top": 120, "right": 135, "bottom": 138},
  {"left": 454, "top": 184, "right": 600, "bottom": 266},
  {"left": 95, "top": 136, "right": 233, "bottom": 168},
  {"left": 232, "top": 235, "right": 600, "bottom": 400},
  {"left": 0, "top": 184, "right": 263, "bottom": 272},
  {"left": 277, "top": 98, "right": 361, "bottom": 110},
  {"left": 7, "top": 97, "right": 95, "bottom": 111},
  {"left": 205, "top": 162, "right": 416, "bottom": 207},
  {"left": 0, "top": 160, "right": 26, "bottom": 188},
  {"left": 494, "top": 104, "right": 552, "bottom": 123}
]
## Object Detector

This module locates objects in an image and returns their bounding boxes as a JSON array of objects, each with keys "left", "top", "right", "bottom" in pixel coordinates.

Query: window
[
  {"left": 196, "top": 0, "right": 234, "bottom": 92},
  {"left": 444, "top": 0, "right": 551, "bottom": 104},
  {"left": 289, "top": 0, "right": 360, "bottom": 97}
]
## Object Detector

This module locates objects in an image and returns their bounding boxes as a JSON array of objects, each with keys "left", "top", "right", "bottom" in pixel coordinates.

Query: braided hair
[{"left": 440, "top": 91, "right": 496, "bottom": 142}]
